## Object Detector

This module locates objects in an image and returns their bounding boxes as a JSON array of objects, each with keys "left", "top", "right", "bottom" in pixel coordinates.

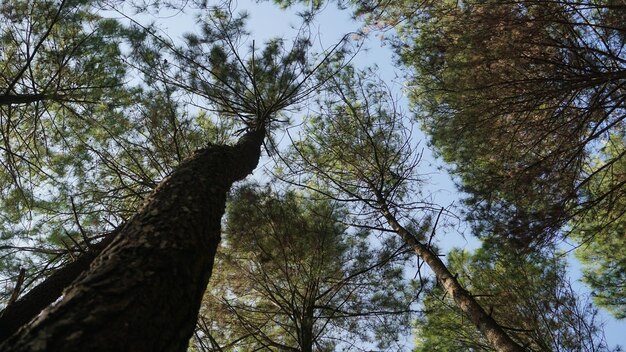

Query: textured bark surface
[
  {"left": 0, "top": 128, "right": 265, "bottom": 352},
  {"left": 380, "top": 205, "right": 525, "bottom": 352},
  {"left": 0, "top": 230, "right": 117, "bottom": 343}
]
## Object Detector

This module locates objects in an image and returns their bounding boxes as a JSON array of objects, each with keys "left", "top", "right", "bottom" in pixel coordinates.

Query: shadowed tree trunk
[
  {"left": 0, "top": 94, "right": 55, "bottom": 106},
  {"left": 300, "top": 304, "right": 314, "bottom": 352},
  {"left": 0, "top": 127, "right": 266, "bottom": 352},
  {"left": 0, "top": 229, "right": 118, "bottom": 343}
]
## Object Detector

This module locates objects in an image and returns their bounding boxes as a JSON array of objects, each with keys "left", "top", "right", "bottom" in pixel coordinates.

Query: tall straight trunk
[
  {"left": 0, "top": 128, "right": 266, "bottom": 352},
  {"left": 299, "top": 312, "right": 314, "bottom": 352},
  {"left": 379, "top": 204, "right": 525, "bottom": 352}
]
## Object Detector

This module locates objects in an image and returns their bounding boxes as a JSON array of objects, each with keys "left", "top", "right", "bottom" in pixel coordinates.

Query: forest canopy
[{"left": 0, "top": 0, "right": 624, "bottom": 351}]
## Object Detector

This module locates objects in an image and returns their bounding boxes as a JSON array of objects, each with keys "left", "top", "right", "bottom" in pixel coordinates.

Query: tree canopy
[
  {"left": 334, "top": 0, "right": 626, "bottom": 320},
  {"left": 194, "top": 184, "right": 414, "bottom": 351},
  {"left": 0, "top": 0, "right": 623, "bottom": 351},
  {"left": 397, "top": 0, "right": 625, "bottom": 319},
  {"left": 393, "top": 0, "right": 626, "bottom": 245}
]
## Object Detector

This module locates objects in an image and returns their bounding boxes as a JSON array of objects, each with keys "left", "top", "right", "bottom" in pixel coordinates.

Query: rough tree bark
[{"left": 0, "top": 127, "right": 266, "bottom": 351}]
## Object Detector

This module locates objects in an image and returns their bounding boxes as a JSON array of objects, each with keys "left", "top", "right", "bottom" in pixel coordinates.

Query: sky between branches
[{"left": 110, "top": 0, "right": 625, "bottom": 348}]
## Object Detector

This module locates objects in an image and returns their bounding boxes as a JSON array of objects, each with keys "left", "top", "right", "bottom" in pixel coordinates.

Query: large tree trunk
[
  {"left": 379, "top": 204, "right": 525, "bottom": 352},
  {"left": 0, "top": 127, "right": 265, "bottom": 352}
]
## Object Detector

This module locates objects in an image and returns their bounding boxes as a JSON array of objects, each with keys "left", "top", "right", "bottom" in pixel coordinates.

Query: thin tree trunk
[
  {"left": 0, "top": 94, "right": 49, "bottom": 106},
  {"left": 379, "top": 204, "right": 525, "bottom": 352},
  {"left": 0, "top": 229, "right": 118, "bottom": 343},
  {"left": 300, "top": 312, "right": 314, "bottom": 352},
  {"left": 0, "top": 127, "right": 265, "bottom": 352}
]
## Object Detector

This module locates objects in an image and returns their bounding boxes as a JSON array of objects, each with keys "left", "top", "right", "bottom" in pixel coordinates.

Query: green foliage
[
  {"left": 571, "top": 133, "right": 626, "bottom": 319},
  {"left": 414, "top": 246, "right": 614, "bottom": 351},
  {"left": 393, "top": 1, "right": 626, "bottom": 247},
  {"left": 171, "top": 4, "right": 322, "bottom": 128},
  {"left": 2, "top": 0, "right": 620, "bottom": 349},
  {"left": 283, "top": 65, "right": 423, "bottom": 217},
  {"left": 194, "top": 183, "right": 414, "bottom": 351},
  {"left": 0, "top": 0, "right": 141, "bottom": 295}
]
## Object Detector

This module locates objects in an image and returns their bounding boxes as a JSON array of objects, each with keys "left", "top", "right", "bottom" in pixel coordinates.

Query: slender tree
[
  {"left": 378, "top": 0, "right": 626, "bottom": 319},
  {"left": 282, "top": 66, "right": 525, "bottom": 352},
  {"left": 293, "top": 0, "right": 625, "bottom": 320},
  {"left": 415, "top": 246, "right": 613, "bottom": 351}
]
